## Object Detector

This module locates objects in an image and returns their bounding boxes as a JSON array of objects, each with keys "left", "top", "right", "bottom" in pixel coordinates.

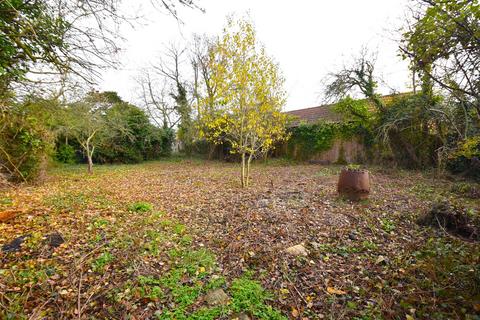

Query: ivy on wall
[{"left": 286, "top": 120, "right": 364, "bottom": 160}]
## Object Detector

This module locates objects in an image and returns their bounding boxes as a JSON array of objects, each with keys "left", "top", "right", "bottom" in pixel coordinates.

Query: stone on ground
[
  {"left": 231, "top": 313, "right": 250, "bottom": 320},
  {"left": 205, "top": 288, "right": 229, "bottom": 306},
  {"left": 285, "top": 244, "right": 308, "bottom": 256}
]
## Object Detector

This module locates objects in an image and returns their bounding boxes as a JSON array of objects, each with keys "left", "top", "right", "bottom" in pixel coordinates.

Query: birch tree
[{"left": 199, "top": 18, "right": 289, "bottom": 187}]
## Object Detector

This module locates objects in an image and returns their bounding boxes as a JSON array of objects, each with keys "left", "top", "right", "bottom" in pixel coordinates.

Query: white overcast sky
[{"left": 99, "top": 0, "right": 412, "bottom": 111}]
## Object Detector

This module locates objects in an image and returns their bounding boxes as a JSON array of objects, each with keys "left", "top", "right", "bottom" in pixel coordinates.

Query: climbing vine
[{"left": 286, "top": 120, "right": 365, "bottom": 160}]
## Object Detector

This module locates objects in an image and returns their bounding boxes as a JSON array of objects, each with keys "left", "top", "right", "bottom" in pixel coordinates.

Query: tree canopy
[
  {"left": 0, "top": 0, "right": 199, "bottom": 94},
  {"left": 401, "top": 0, "right": 480, "bottom": 121}
]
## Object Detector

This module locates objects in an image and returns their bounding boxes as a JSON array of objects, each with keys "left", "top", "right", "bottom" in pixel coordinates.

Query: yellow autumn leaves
[{"left": 198, "top": 17, "right": 289, "bottom": 187}]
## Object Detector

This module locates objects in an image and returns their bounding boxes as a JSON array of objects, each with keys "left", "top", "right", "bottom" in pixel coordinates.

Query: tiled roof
[
  {"left": 285, "top": 93, "right": 413, "bottom": 127},
  {"left": 285, "top": 104, "right": 342, "bottom": 127}
]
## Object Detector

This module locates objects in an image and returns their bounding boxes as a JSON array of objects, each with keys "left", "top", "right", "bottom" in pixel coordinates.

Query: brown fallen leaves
[{"left": 0, "top": 160, "right": 479, "bottom": 319}]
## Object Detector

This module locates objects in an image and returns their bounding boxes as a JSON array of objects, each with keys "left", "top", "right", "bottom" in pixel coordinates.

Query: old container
[{"left": 337, "top": 168, "right": 370, "bottom": 201}]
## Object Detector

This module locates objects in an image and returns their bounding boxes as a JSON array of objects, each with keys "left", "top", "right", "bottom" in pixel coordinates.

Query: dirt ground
[{"left": 1, "top": 160, "right": 479, "bottom": 319}]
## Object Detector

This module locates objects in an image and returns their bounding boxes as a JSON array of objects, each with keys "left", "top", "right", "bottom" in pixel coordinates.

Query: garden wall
[
  {"left": 285, "top": 138, "right": 365, "bottom": 164},
  {"left": 312, "top": 139, "right": 365, "bottom": 163}
]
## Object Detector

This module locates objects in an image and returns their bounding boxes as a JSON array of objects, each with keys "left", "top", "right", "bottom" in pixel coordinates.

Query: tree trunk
[
  {"left": 87, "top": 154, "right": 93, "bottom": 174},
  {"left": 208, "top": 144, "right": 215, "bottom": 160},
  {"left": 246, "top": 154, "right": 253, "bottom": 187},
  {"left": 241, "top": 153, "right": 246, "bottom": 188},
  {"left": 86, "top": 143, "right": 94, "bottom": 175}
]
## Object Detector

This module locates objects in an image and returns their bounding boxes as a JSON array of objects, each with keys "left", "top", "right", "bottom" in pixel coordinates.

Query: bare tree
[
  {"left": 190, "top": 34, "right": 217, "bottom": 113},
  {"left": 189, "top": 34, "right": 220, "bottom": 158},
  {"left": 152, "top": 43, "right": 194, "bottom": 154},
  {"left": 135, "top": 36, "right": 218, "bottom": 155},
  {"left": 136, "top": 70, "right": 177, "bottom": 129},
  {"left": 323, "top": 48, "right": 386, "bottom": 113}
]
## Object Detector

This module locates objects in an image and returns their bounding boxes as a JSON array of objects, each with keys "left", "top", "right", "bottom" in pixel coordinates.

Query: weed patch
[
  {"left": 128, "top": 201, "right": 153, "bottom": 212},
  {"left": 92, "top": 251, "right": 114, "bottom": 272},
  {"left": 230, "top": 277, "right": 287, "bottom": 320}
]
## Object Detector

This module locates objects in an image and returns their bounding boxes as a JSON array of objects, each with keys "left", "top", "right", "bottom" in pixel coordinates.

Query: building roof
[
  {"left": 285, "top": 93, "right": 413, "bottom": 127},
  {"left": 285, "top": 104, "right": 342, "bottom": 127}
]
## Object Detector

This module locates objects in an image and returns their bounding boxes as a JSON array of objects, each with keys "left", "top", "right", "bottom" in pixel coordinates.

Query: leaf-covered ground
[{"left": 1, "top": 159, "right": 479, "bottom": 319}]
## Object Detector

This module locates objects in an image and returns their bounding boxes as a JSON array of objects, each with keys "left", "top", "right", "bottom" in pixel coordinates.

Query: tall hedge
[{"left": 0, "top": 99, "right": 56, "bottom": 181}]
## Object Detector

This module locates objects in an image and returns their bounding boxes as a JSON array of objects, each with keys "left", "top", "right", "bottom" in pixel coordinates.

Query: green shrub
[
  {"left": 56, "top": 94, "right": 175, "bottom": 165},
  {"left": 0, "top": 101, "right": 54, "bottom": 181},
  {"left": 380, "top": 94, "right": 444, "bottom": 168},
  {"left": 287, "top": 121, "right": 337, "bottom": 160},
  {"left": 55, "top": 143, "right": 76, "bottom": 164},
  {"left": 147, "top": 126, "right": 175, "bottom": 160},
  {"left": 93, "top": 103, "right": 173, "bottom": 164},
  {"left": 447, "top": 136, "right": 480, "bottom": 180}
]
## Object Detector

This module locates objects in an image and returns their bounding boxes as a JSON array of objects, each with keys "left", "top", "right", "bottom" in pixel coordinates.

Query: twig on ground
[{"left": 77, "top": 268, "right": 83, "bottom": 320}]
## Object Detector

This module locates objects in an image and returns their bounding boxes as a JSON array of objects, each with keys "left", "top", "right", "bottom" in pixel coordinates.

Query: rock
[
  {"left": 205, "top": 288, "right": 229, "bottom": 306},
  {"left": 310, "top": 241, "right": 322, "bottom": 250},
  {"left": 231, "top": 313, "right": 250, "bottom": 320},
  {"left": 348, "top": 233, "right": 357, "bottom": 241},
  {"left": 2, "top": 235, "right": 30, "bottom": 252},
  {"left": 44, "top": 232, "right": 64, "bottom": 248},
  {"left": 285, "top": 244, "right": 308, "bottom": 257}
]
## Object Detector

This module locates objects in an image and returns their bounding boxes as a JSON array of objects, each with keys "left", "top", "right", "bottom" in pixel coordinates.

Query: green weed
[
  {"left": 128, "top": 201, "right": 153, "bottom": 212},
  {"left": 361, "top": 240, "right": 378, "bottom": 251},
  {"left": 380, "top": 218, "right": 396, "bottom": 233},
  {"left": 316, "top": 166, "right": 340, "bottom": 177},
  {"left": 137, "top": 276, "right": 164, "bottom": 301},
  {"left": 0, "top": 196, "right": 13, "bottom": 209},
  {"left": 92, "top": 218, "right": 109, "bottom": 229},
  {"left": 174, "top": 223, "right": 186, "bottom": 235},
  {"left": 181, "top": 249, "right": 216, "bottom": 276},
  {"left": 180, "top": 235, "right": 193, "bottom": 246},
  {"left": 144, "top": 230, "right": 164, "bottom": 256},
  {"left": 92, "top": 251, "right": 114, "bottom": 272},
  {"left": 46, "top": 192, "right": 89, "bottom": 212},
  {"left": 230, "top": 277, "right": 287, "bottom": 320}
]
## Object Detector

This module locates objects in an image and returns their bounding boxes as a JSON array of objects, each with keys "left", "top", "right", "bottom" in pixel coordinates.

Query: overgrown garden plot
[{"left": 1, "top": 160, "right": 479, "bottom": 319}]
